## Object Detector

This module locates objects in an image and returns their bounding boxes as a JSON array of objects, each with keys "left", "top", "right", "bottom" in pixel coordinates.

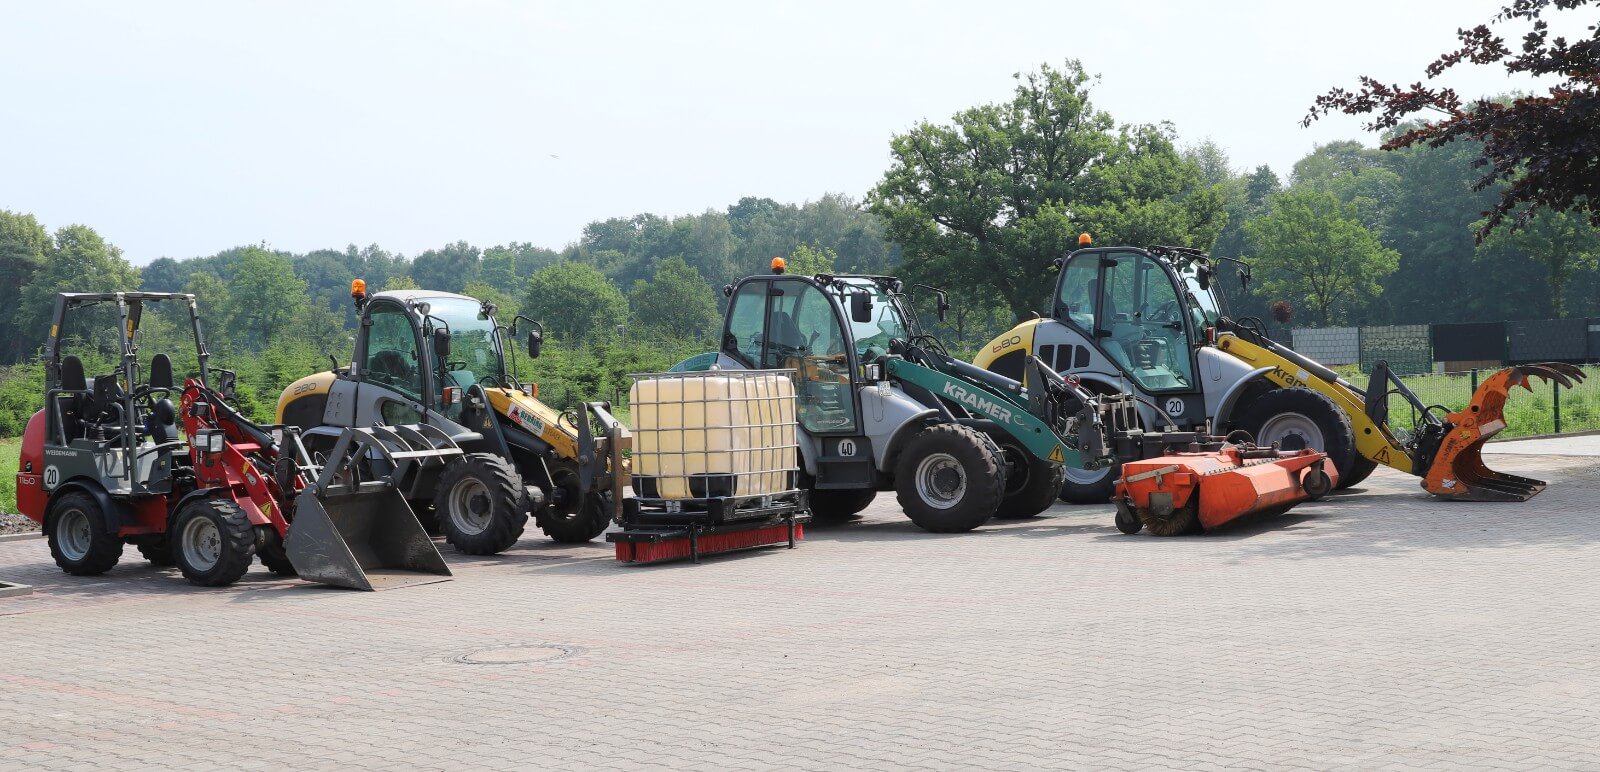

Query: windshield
[
  {"left": 835, "top": 278, "right": 909, "bottom": 361},
  {"left": 426, "top": 296, "right": 505, "bottom": 389},
  {"left": 1182, "top": 266, "right": 1222, "bottom": 335}
]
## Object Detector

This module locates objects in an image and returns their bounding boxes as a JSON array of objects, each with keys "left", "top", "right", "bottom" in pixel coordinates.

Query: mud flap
[
  {"left": 284, "top": 427, "right": 459, "bottom": 590},
  {"left": 1423, "top": 363, "right": 1586, "bottom": 502}
]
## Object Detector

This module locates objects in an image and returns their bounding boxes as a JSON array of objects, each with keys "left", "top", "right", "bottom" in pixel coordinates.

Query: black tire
[
  {"left": 47, "top": 491, "right": 123, "bottom": 576},
  {"left": 536, "top": 461, "right": 612, "bottom": 543},
  {"left": 806, "top": 488, "right": 877, "bottom": 521},
  {"left": 893, "top": 424, "right": 1005, "bottom": 533},
  {"left": 255, "top": 527, "right": 297, "bottom": 576},
  {"left": 1233, "top": 388, "right": 1359, "bottom": 487},
  {"left": 1114, "top": 501, "right": 1143, "bottom": 535},
  {"left": 134, "top": 536, "right": 175, "bottom": 566},
  {"left": 1341, "top": 455, "right": 1379, "bottom": 488},
  {"left": 435, "top": 453, "right": 527, "bottom": 555},
  {"left": 411, "top": 502, "right": 442, "bottom": 536},
  {"left": 172, "top": 498, "right": 255, "bottom": 587},
  {"left": 1058, "top": 462, "right": 1120, "bottom": 504},
  {"left": 994, "top": 439, "right": 1067, "bottom": 518}
]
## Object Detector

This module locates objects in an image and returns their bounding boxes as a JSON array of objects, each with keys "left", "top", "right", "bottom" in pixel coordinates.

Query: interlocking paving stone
[{"left": 2, "top": 451, "right": 1599, "bottom": 769}]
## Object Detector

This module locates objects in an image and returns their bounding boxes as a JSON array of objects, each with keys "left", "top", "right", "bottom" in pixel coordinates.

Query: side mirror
[
  {"left": 215, "top": 369, "right": 237, "bottom": 402},
  {"left": 1238, "top": 268, "right": 1251, "bottom": 292},
  {"left": 433, "top": 328, "right": 452, "bottom": 359},
  {"left": 936, "top": 291, "right": 950, "bottom": 323},
  {"left": 526, "top": 329, "right": 543, "bottom": 359},
  {"left": 1197, "top": 267, "right": 1211, "bottom": 291},
  {"left": 850, "top": 291, "right": 873, "bottom": 324}
]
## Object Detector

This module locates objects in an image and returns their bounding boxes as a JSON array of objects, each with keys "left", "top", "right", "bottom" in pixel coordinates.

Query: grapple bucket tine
[
  {"left": 284, "top": 426, "right": 454, "bottom": 590},
  {"left": 1421, "top": 363, "right": 1576, "bottom": 502}
]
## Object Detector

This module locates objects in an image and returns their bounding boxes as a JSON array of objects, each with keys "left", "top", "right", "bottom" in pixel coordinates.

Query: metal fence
[{"left": 1278, "top": 317, "right": 1600, "bottom": 438}]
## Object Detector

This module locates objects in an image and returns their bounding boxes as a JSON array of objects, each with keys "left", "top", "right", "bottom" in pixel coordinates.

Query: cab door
[
  {"left": 351, "top": 300, "right": 429, "bottom": 427},
  {"left": 721, "top": 277, "right": 859, "bottom": 435},
  {"left": 1053, "top": 249, "right": 1202, "bottom": 398}
]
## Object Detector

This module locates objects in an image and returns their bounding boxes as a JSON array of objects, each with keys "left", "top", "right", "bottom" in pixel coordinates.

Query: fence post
[
  {"left": 1553, "top": 378, "right": 1562, "bottom": 434},
  {"left": 1470, "top": 368, "right": 1478, "bottom": 394}
]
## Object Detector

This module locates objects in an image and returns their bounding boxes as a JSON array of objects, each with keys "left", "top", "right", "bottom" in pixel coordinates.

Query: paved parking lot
[{"left": 3, "top": 444, "right": 1600, "bottom": 770}]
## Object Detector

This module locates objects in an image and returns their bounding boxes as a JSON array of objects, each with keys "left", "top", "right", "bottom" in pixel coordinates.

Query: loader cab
[
  {"left": 351, "top": 291, "right": 507, "bottom": 426},
  {"left": 1052, "top": 247, "right": 1199, "bottom": 394},
  {"left": 722, "top": 274, "right": 911, "bottom": 435}
]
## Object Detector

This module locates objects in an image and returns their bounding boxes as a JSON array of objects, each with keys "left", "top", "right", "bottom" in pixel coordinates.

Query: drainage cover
[{"left": 452, "top": 643, "right": 580, "bottom": 665}]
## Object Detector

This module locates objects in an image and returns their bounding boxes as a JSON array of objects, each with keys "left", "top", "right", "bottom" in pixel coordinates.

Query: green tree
[
  {"left": 522, "top": 262, "right": 627, "bottom": 342},
  {"left": 14, "top": 224, "right": 141, "bottom": 352},
  {"left": 410, "top": 241, "right": 480, "bottom": 292},
  {"left": 627, "top": 257, "right": 719, "bottom": 340},
  {"left": 0, "top": 211, "right": 51, "bottom": 362},
  {"left": 1476, "top": 210, "right": 1600, "bottom": 319},
  {"left": 1244, "top": 190, "right": 1399, "bottom": 325},
  {"left": 786, "top": 243, "right": 836, "bottom": 276},
  {"left": 870, "top": 61, "right": 1219, "bottom": 320},
  {"left": 224, "top": 247, "right": 308, "bottom": 349}
]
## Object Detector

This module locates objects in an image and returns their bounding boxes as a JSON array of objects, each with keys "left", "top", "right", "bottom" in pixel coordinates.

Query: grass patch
[{"left": 0, "top": 437, "right": 18, "bottom": 514}]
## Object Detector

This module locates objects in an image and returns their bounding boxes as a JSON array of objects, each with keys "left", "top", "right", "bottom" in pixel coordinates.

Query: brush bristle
[{"left": 614, "top": 524, "right": 805, "bottom": 564}]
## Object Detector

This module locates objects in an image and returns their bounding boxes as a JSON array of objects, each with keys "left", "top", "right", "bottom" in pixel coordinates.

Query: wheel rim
[
  {"left": 1064, "top": 463, "right": 1112, "bottom": 486},
  {"left": 57, "top": 508, "right": 92, "bottom": 561},
  {"left": 1256, "top": 412, "right": 1324, "bottom": 452},
  {"left": 914, "top": 452, "right": 967, "bottom": 510},
  {"left": 447, "top": 477, "right": 494, "bottom": 535},
  {"left": 181, "top": 515, "right": 222, "bottom": 572}
]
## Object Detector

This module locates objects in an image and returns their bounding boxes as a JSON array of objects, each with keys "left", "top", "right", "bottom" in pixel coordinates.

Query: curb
[
  {"left": 1489, "top": 428, "right": 1600, "bottom": 443},
  {"left": 0, "top": 581, "right": 32, "bottom": 598},
  {"left": 0, "top": 532, "right": 44, "bottom": 543}
]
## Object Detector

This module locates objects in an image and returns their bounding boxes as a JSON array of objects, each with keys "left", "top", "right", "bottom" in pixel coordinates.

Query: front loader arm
[
  {"left": 1215, "top": 333, "right": 1414, "bottom": 473},
  {"left": 883, "top": 355, "right": 1111, "bottom": 470}
]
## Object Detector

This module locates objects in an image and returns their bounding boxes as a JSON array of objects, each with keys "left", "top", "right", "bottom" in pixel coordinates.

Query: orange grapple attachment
[{"left": 1423, "top": 362, "right": 1586, "bottom": 501}]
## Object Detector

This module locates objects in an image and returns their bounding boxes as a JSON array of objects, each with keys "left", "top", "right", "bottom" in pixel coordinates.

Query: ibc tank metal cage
[{"left": 619, "top": 368, "right": 808, "bottom": 539}]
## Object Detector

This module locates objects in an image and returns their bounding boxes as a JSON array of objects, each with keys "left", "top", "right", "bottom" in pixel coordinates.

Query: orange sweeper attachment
[{"left": 1111, "top": 431, "right": 1336, "bottom": 536}]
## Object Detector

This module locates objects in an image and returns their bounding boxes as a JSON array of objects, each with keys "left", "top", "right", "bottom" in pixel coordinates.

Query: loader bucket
[
  {"left": 285, "top": 486, "right": 451, "bottom": 590},
  {"left": 1422, "top": 363, "right": 1586, "bottom": 502},
  {"left": 283, "top": 426, "right": 459, "bottom": 590}
]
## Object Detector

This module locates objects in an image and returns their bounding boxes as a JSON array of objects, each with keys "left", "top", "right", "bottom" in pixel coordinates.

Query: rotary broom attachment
[
  {"left": 1112, "top": 432, "right": 1335, "bottom": 536},
  {"left": 609, "top": 369, "right": 811, "bottom": 564},
  {"left": 1419, "top": 362, "right": 1586, "bottom": 501}
]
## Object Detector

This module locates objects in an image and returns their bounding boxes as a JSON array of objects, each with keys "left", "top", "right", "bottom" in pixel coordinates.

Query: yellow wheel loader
[
  {"left": 973, "top": 238, "right": 1583, "bottom": 503},
  {"left": 276, "top": 282, "right": 628, "bottom": 555}
]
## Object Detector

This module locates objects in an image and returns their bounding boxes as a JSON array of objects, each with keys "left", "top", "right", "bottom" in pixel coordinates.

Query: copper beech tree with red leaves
[{"left": 1306, "top": 0, "right": 1598, "bottom": 240}]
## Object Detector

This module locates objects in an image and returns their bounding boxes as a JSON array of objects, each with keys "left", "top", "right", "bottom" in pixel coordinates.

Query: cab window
[
  {"left": 723, "top": 282, "right": 766, "bottom": 367},
  {"left": 1056, "top": 256, "right": 1100, "bottom": 331},
  {"left": 1097, "top": 253, "right": 1194, "bottom": 392},
  {"left": 364, "top": 306, "right": 423, "bottom": 400}
]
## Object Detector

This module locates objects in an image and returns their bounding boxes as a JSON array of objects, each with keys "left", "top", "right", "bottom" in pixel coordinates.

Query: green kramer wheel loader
[{"left": 674, "top": 263, "right": 1116, "bottom": 532}]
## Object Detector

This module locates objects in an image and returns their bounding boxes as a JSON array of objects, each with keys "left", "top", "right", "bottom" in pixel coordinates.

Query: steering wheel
[
  {"left": 371, "top": 350, "right": 411, "bottom": 382},
  {"left": 445, "top": 360, "right": 469, "bottom": 371},
  {"left": 1147, "top": 300, "right": 1181, "bottom": 324}
]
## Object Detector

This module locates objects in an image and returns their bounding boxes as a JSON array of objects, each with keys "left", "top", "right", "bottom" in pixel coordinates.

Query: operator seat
[
  {"left": 144, "top": 353, "right": 178, "bottom": 445},
  {"left": 766, "top": 311, "right": 806, "bottom": 369},
  {"left": 53, "top": 355, "right": 89, "bottom": 443}
]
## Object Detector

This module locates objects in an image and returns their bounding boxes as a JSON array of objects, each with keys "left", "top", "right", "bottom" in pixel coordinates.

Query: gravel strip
[{"left": 1, "top": 513, "right": 37, "bottom": 535}]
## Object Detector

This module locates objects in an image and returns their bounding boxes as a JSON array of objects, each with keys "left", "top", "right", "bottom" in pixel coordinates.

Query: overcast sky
[{"left": 0, "top": 0, "right": 1572, "bottom": 265}]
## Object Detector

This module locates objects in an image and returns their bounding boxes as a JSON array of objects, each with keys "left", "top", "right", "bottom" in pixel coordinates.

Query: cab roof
[{"left": 372, "top": 289, "right": 479, "bottom": 304}]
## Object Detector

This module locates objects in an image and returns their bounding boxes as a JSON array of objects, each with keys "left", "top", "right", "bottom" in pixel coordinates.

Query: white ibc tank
[{"left": 629, "top": 369, "right": 798, "bottom": 500}]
